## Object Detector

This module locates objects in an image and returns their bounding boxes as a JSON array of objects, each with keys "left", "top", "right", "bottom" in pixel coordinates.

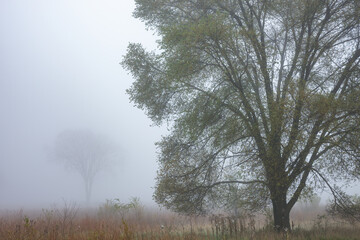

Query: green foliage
[
  {"left": 123, "top": 0, "right": 360, "bottom": 230},
  {"left": 98, "top": 197, "right": 144, "bottom": 219},
  {"left": 327, "top": 193, "right": 360, "bottom": 224}
]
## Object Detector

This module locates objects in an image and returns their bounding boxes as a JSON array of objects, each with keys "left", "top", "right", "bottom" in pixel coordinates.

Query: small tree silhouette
[{"left": 52, "top": 129, "right": 115, "bottom": 203}]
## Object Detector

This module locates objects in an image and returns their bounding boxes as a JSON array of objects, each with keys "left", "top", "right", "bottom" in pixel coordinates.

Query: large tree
[
  {"left": 53, "top": 129, "right": 115, "bottom": 203},
  {"left": 122, "top": 0, "right": 360, "bottom": 230}
]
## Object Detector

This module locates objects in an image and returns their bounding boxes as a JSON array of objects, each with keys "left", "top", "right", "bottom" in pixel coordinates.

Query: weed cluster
[{"left": 209, "top": 213, "right": 256, "bottom": 238}]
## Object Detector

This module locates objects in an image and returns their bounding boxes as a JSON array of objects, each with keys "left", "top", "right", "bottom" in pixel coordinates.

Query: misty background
[
  {"left": 0, "top": 0, "right": 358, "bottom": 210},
  {"left": 0, "top": 0, "right": 166, "bottom": 209}
]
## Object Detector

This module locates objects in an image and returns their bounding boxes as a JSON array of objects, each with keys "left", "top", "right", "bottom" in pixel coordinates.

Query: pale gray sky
[
  {"left": 0, "top": 0, "right": 358, "bottom": 210},
  {"left": 0, "top": 0, "right": 165, "bottom": 208}
]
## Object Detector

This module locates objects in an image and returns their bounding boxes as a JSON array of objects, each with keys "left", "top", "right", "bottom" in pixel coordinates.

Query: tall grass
[{"left": 0, "top": 201, "right": 359, "bottom": 240}]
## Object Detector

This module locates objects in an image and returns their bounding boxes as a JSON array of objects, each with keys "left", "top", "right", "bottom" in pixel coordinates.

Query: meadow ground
[{"left": 0, "top": 201, "right": 359, "bottom": 240}]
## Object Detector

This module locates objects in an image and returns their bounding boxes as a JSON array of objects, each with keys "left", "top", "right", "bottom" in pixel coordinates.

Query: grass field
[{"left": 0, "top": 201, "right": 359, "bottom": 240}]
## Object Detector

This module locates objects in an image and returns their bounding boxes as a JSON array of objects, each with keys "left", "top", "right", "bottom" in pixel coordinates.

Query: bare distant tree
[{"left": 52, "top": 129, "right": 116, "bottom": 203}]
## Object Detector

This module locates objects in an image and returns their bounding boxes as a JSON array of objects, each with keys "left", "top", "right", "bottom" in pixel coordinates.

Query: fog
[
  {"left": 0, "top": 0, "right": 165, "bottom": 209},
  {"left": 1, "top": 0, "right": 359, "bottom": 212}
]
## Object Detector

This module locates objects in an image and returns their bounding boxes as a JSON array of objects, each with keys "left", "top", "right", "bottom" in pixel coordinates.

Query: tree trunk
[
  {"left": 84, "top": 178, "right": 93, "bottom": 204},
  {"left": 272, "top": 194, "right": 290, "bottom": 231}
]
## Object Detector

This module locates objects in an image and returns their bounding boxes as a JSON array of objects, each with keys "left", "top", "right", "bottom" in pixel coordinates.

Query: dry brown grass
[{"left": 0, "top": 204, "right": 359, "bottom": 240}]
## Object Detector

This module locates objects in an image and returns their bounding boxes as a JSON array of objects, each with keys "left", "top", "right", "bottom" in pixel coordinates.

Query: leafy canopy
[{"left": 122, "top": 0, "right": 360, "bottom": 217}]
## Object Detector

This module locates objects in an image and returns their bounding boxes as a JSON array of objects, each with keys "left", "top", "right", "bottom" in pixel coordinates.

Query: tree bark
[{"left": 272, "top": 193, "right": 290, "bottom": 231}]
